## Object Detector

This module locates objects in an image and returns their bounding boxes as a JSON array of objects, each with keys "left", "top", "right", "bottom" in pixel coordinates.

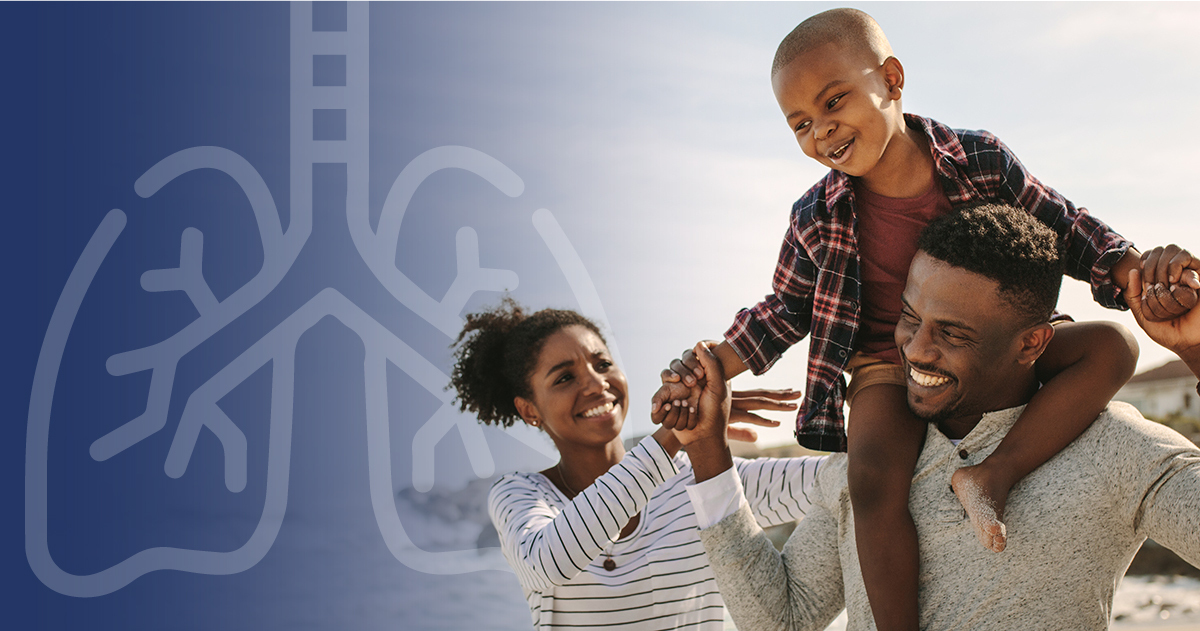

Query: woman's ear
[{"left": 515, "top": 396, "right": 541, "bottom": 428}]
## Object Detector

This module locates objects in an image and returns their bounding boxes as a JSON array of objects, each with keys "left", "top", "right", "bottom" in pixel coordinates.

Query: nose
[
  {"left": 899, "top": 321, "right": 938, "bottom": 367},
  {"left": 581, "top": 365, "right": 608, "bottom": 395},
  {"left": 815, "top": 116, "right": 837, "bottom": 142}
]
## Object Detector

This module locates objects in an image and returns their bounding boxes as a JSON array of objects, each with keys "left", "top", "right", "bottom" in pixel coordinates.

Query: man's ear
[
  {"left": 514, "top": 396, "right": 541, "bottom": 428},
  {"left": 1016, "top": 323, "right": 1055, "bottom": 366},
  {"left": 881, "top": 56, "right": 905, "bottom": 98}
]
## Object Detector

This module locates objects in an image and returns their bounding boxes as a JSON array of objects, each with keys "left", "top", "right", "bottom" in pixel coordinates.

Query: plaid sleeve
[
  {"left": 990, "top": 137, "right": 1134, "bottom": 310},
  {"left": 724, "top": 217, "right": 817, "bottom": 375}
]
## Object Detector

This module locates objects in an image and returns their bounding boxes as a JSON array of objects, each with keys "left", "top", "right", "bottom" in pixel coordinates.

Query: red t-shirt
[{"left": 853, "top": 179, "right": 953, "bottom": 364}]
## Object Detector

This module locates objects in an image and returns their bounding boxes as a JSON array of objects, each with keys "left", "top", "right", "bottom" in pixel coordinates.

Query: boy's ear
[
  {"left": 881, "top": 56, "right": 905, "bottom": 99},
  {"left": 514, "top": 396, "right": 541, "bottom": 428},
  {"left": 1016, "top": 323, "right": 1055, "bottom": 366}
]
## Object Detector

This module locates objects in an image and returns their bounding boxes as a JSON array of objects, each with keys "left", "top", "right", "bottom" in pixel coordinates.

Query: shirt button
[
  {"left": 839, "top": 350, "right": 847, "bottom": 358},
  {"left": 958, "top": 449, "right": 969, "bottom": 460}
]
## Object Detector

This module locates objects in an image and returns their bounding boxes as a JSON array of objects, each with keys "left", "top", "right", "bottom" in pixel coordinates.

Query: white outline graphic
[{"left": 27, "top": 1, "right": 621, "bottom": 596}]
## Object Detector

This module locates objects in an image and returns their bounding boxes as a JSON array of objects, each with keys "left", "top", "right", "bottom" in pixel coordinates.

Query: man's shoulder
[{"left": 1084, "top": 401, "right": 1199, "bottom": 449}]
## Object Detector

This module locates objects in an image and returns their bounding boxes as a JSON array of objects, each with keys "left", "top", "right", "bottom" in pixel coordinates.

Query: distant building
[{"left": 1115, "top": 360, "right": 1200, "bottom": 421}]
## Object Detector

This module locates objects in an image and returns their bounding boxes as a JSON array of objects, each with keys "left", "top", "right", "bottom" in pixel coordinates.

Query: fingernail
[
  {"left": 651, "top": 403, "right": 659, "bottom": 412},
  {"left": 685, "top": 377, "right": 695, "bottom": 386},
  {"left": 689, "top": 407, "right": 695, "bottom": 414}
]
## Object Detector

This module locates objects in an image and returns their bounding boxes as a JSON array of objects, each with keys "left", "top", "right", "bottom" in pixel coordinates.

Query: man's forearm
[
  {"left": 687, "top": 435, "right": 734, "bottom": 484},
  {"left": 1180, "top": 347, "right": 1200, "bottom": 382}
]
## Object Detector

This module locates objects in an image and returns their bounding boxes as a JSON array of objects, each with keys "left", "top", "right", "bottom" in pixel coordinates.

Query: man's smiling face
[{"left": 894, "top": 252, "right": 1032, "bottom": 427}]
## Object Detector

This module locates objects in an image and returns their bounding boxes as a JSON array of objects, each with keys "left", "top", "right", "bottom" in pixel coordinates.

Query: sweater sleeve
[
  {"left": 698, "top": 489, "right": 844, "bottom": 631},
  {"left": 487, "top": 435, "right": 679, "bottom": 592},
  {"left": 1099, "top": 405, "right": 1200, "bottom": 568},
  {"left": 734, "top": 455, "right": 824, "bottom": 528}
]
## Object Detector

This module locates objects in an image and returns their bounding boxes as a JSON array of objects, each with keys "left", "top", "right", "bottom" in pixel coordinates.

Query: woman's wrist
[{"left": 652, "top": 426, "right": 682, "bottom": 457}]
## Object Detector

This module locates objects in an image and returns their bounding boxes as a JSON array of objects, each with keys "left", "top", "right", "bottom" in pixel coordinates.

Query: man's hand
[
  {"left": 651, "top": 345, "right": 710, "bottom": 431},
  {"left": 1127, "top": 267, "right": 1200, "bottom": 374},
  {"left": 1136, "top": 245, "right": 1200, "bottom": 321},
  {"left": 670, "top": 342, "right": 732, "bottom": 447}
]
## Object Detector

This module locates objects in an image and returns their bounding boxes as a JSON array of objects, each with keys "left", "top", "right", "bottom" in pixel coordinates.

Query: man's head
[
  {"left": 896, "top": 204, "right": 1065, "bottom": 430},
  {"left": 770, "top": 8, "right": 906, "bottom": 179}
]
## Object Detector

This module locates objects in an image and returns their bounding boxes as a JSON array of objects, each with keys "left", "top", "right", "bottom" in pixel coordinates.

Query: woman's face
[{"left": 517, "top": 325, "right": 628, "bottom": 449}]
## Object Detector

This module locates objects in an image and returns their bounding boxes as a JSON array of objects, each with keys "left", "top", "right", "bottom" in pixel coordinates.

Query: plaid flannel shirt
[{"left": 725, "top": 114, "right": 1134, "bottom": 452}]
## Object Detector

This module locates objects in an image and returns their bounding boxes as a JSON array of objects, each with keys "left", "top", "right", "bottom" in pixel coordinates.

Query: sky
[{"left": 402, "top": 1, "right": 1200, "bottom": 449}]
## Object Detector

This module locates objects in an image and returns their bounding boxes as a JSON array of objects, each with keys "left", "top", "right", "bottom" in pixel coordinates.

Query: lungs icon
[
  {"left": 26, "top": 141, "right": 617, "bottom": 596},
  {"left": 27, "top": 0, "right": 620, "bottom": 598}
]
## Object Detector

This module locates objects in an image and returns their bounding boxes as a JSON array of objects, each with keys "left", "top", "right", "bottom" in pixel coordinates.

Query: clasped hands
[{"left": 649, "top": 341, "right": 795, "bottom": 446}]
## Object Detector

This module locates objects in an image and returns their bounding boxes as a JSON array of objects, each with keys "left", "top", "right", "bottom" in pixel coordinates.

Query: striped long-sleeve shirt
[{"left": 488, "top": 435, "right": 823, "bottom": 631}]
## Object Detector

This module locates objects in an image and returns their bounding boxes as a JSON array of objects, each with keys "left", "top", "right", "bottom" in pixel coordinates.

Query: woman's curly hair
[{"left": 449, "top": 297, "right": 605, "bottom": 427}]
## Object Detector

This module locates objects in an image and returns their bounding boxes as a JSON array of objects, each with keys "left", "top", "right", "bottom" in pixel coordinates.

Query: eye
[
  {"left": 794, "top": 120, "right": 811, "bottom": 133},
  {"left": 554, "top": 371, "right": 574, "bottom": 385},
  {"left": 826, "top": 93, "right": 844, "bottom": 109},
  {"left": 941, "top": 329, "right": 973, "bottom": 346}
]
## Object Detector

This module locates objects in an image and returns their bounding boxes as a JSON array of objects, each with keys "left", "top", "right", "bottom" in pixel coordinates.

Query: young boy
[{"left": 650, "top": 8, "right": 1199, "bottom": 631}]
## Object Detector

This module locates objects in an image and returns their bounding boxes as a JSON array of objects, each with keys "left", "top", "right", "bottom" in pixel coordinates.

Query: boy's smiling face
[{"left": 772, "top": 41, "right": 907, "bottom": 180}]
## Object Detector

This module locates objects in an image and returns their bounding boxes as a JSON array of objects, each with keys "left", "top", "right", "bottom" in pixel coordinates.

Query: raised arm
[
  {"left": 1126, "top": 261, "right": 1200, "bottom": 377},
  {"left": 678, "top": 342, "right": 843, "bottom": 631},
  {"left": 487, "top": 436, "right": 678, "bottom": 591},
  {"left": 1099, "top": 409, "right": 1200, "bottom": 570}
]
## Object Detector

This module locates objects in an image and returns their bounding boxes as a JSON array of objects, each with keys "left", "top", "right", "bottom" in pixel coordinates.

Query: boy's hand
[
  {"left": 660, "top": 346, "right": 708, "bottom": 387},
  {"left": 1127, "top": 267, "right": 1200, "bottom": 365},
  {"left": 1137, "top": 245, "right": 1200, "bottom": 321}
]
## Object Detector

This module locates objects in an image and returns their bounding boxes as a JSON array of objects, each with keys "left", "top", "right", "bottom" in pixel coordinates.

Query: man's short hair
[
  {"left": 772, "top": 8, "right": 893, "bottom": 77},
  {"left": 918, "top": 203, "right": 1065, "bottom": 327}
]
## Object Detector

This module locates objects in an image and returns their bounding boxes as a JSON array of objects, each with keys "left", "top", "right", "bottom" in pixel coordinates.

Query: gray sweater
[{"left": 698, "top": 402, "right": 1200, "bottom": 630}]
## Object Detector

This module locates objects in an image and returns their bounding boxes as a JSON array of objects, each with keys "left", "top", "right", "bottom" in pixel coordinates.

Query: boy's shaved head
[{"left": 772, "top": 8, "right": 893, "bottom": 77}]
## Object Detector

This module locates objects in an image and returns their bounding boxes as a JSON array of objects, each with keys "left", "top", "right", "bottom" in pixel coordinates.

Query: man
[{"left": 676, "top": 204, "right": 1200, "bottom": 630}]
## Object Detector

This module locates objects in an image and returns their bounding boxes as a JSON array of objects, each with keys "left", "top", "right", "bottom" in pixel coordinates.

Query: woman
[{"left": 449, "top": 299, "right": 824, "bottom": 630}]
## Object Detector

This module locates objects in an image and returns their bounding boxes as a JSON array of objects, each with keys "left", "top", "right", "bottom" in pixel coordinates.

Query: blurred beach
[{"left": 394, "top": 476, "right": 1200, "bottom": 631}]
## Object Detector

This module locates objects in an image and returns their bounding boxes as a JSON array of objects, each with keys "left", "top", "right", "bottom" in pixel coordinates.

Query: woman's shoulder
[{"left": 489, "top": 470, "right": 558, "bottom": 505}]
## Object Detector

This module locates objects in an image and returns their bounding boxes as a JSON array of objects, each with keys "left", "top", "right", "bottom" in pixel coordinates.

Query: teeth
[
  {"left": 910, "top": 367, "right": 950, "bottom": 388},
  {"left": 830, "top": 140, "right": 851, "bottom": 159},
  {"left": 581, "top": 402, "right": 614, "bottom": 418}
]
